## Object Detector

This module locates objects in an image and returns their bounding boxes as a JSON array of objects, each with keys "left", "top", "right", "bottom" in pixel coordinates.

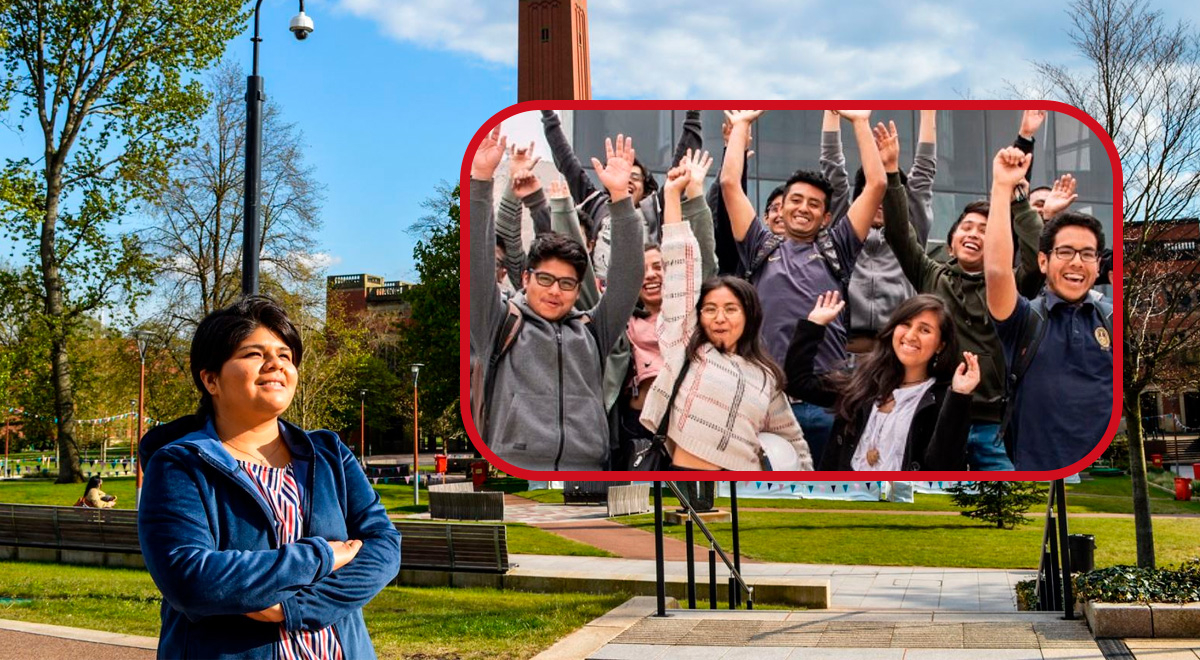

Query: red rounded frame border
[{"left": 458, "top": 99, "right": 1124, "bottom": 483}]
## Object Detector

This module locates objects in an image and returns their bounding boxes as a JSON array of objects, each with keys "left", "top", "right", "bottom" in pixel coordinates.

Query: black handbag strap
[{"left": 655, "top": 360, "right": 692, "bottom": 437}]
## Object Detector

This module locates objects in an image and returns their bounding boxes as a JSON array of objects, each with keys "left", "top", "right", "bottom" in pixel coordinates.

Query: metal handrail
[
  {"left": 664, "top": 481, "right": 754, "bottom": 607},
  {"left": 1034, "top": 479, "right": 1074, "bottom": 619}
]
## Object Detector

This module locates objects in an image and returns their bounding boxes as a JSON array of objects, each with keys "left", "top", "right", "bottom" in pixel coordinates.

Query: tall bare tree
[
  {"left": 1032, "top": 0, "right": 1200, "bottom": 567},
  {"left": 0, "top": 1, "right": 244, "bottom": 482},
  {"left": 145, "top": 59, "right": 323, "bottom": 329}
]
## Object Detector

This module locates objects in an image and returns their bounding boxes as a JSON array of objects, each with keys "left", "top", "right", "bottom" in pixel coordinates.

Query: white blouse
[{"left": 851, "top": 378, "right": 935, "bottom": 471}]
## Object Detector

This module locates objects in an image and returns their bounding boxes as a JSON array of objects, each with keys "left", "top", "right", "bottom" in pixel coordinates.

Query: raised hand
[
  {"left": 992, "top": 146, "right": 1033, "bottom": 189},
  {"left": 511, "top": 168, "right": 542, "bottom": 198},
  {"left": 834, "top": 110, "right": 872, "bottom": 123},
  {"left": 471, "top": 125, "right": 507, "bottom": 180},
  {"left": 330, "top": 539, "right": 364, "bottom": 571},
  {"left": 664, "top": 164, "right": 691, "bottom": 198},
  {"left": 807, "top": 291, "right": 846, "bottom": 327},
  {"left": 546, "top": 176, "right": 570, "bottom": 200},
  {"left": 507, "top": 141, "right": 541, "bottom": 179},
  {"left": 874, "top": 121, "right": 900, "bottom": 173},
  {"left": 723, "top": 110, "right": 765, "bottom": 126},
  {"left": 951, "top": 351, "right": 981, "bottom": 395},
  {"left": 1020, "top": 110, "right": 1047, "bottom": 139},
  {"left": 589, "top": 134, "right": 636, "bottom": 202},
  {"left": 680, "top": 148, "right": 713, "bottom": 199},
  {"left": 1041, "top": 173, "right": 1078, "bottom": 218}
]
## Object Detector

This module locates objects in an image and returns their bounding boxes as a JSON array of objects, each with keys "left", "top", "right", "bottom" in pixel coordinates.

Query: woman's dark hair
[
  {"left": 84, "top": 476, "right": 102, "bottom": 495},
  {"left": 685, "top": 276, "right": 785, "bottom": 392},
  {"left": 633, "top": 158, "right": 658, "bottom": 199},
  {"left": 828, "top": 294, "right": 958, "bottom": 436},
  {"left": 190, "top": 295, "right": 304, "bottom": 417}
]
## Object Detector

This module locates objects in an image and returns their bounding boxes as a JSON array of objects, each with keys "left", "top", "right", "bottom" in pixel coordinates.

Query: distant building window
[{"left": 540, "top": 28, "right": 550, "bottom": 42}]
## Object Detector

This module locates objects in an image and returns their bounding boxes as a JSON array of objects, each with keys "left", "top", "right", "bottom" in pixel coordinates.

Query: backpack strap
[
  {"left": 815, "top": 227, "right": 850, "bottom": 290},
  {"left": 656, "top": 360, "right": 693, "bottom": 437},
  {"left": 745, "top": 233, "right": 784, "bottom": 279}
]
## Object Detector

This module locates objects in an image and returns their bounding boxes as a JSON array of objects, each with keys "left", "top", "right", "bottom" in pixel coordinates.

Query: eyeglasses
[
  {"left": 766, "top": 202, "right": 782, "bottom": 215},
  {"left": 700, "top": 304, "right": 743, "bottom": 319},
  {"left": 528, "top": 270, "right": 580, "bottom": 292},
  {"left": 1051, "top": 246, "right": 1099, "bottom": 263}
]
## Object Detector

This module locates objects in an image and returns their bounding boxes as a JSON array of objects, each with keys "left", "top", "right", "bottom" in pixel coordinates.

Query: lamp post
[
  {"left": 243, "top": 0, "right": 313, "bottom": 295},
  {"left": 133, "top": 331, "right": 150, "bottom": 506},
  {"left": 129, "top": 399, "right": 137, "bottom": 479},
  {"left": 411, "top": 364, "right": 423, "bottom": 506},
  {"left": 359, "top": 389, "right": 367, "bottom": 469}
]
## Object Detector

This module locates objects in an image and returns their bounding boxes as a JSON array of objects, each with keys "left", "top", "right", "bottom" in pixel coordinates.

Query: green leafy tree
[
  {"left": 948, "top": 481, "right": 1047, "bottom": 529},
  {"left": 398, "top": 183, "right": 460, "bottom": 432},
  {"left": 0, "top": 1, "right": 245, "bottom": 482}
]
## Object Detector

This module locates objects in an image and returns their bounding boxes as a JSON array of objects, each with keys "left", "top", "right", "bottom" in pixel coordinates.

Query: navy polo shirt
[{"left": 994, "top": 292, "right": 1113, "bottom": 471}]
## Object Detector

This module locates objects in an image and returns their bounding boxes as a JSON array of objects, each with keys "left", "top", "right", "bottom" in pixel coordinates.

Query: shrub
[
  {"left": 1074, "top": 558, "right": 1200, "bottom": 604},
  {"left": 1015, "top": 579, "right": 1038, "bottom": 611},
  {"left": 947, "top": 481, "right": 1047, "bottom": 529}
]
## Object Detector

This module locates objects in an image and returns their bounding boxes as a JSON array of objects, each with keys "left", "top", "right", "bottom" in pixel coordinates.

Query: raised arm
[
  {"left": 837, "top": 110, "right": 886, "bottom": 241},
  {"left": 280, "top": 438, "right": 401, "bottom": 632},
  {"left": 547, "top": 177, "right": 601, "bottom": 309},
  {"left": 820, "top": 110, "right": 851, "bottom": 222},
  {"left": 657, "top": 164, "right": 703, "bottom": 368},
  {"left": 681, "top": 148, "right": 718, "bottom": 280},
  {"left": 469, "top": 126, "right": 508, "bottom": 353},
  {"left": 880, "top": 138, "right": 933, "bottom": 288},
  {"left": 589, "top": 135, "right": 645, "bottom": 358},
  {"left": 512, "top": 168, "right": 552, "bottom": 236},
  {"left": 1014, "top": 110, "right": 1045, "bottom": 184},
  {"left": 719, "top": 110, "right": 764, "bottom": 242},
  {"left": 921, "top": 353, "right": 978, "bottom": 471},
  {"left": 985, "top": 146, "right": 1034, "bottom": 322},
  {"left": 707, "top": 118, "right": 748, "bottom": 275},
  {"left": 783, "top": 292, "right": 843, "bottom": 407},
  {"left": 541, "top": 110, "right": 599, "bottom": 205},
  {"left": 907, "top": 110, "right": 938, "bottom": 244}
]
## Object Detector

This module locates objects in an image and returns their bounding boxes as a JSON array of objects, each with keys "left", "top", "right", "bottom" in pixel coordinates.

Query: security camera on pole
[{"left": 244, "top": 1, "right": 313, "bottom": 295}]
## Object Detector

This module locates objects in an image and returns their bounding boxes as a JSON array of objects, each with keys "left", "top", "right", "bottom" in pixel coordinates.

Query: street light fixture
[
  {"left": 243, "top": 0, "right": 313, "bottom": 295},
  {"left": 359, "top": 389, "right": 368, "bottom": 469},
  {"left": 133, "top": 330, "right": 151, "bottom": 507},
  {"left": 411, "top": 364, "right": 423, "bottom": 506}
]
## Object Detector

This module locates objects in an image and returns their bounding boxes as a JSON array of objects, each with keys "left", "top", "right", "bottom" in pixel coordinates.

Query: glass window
[
  {"left": 754, "top": 111, "right": 824, "bottom": 180},
  {"left": 573, "top": 110, "right": 675, "bottom": 172},
  {"left": 840, "top": 110, "right": 915, "bottom": 183},
  {"left": 934, "top": 110, "right": 987, "bottom": 193},
  {"left": 985, "top": 110, "right": 1055, "bottom": 187},
  {"left": 1053, "top": 114, "right": 1114, "bottom": 204}
]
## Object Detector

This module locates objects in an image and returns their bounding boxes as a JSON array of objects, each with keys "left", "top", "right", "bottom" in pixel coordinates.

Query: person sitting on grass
[{"left": 79, "top": 476, "right": 116, "bottom": 508}]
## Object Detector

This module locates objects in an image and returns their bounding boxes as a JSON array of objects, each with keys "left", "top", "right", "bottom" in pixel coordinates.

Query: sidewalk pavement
[
  {"left": 510, "top": 554, "right": 1032, "bottom": 611},
  {"left": 0, "top": 619, "right": 155, "bottom": 659}
]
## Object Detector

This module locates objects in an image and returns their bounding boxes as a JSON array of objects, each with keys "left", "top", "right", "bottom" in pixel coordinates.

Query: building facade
[{"left": 518, "top": 0, "right": 591, "bottom": 101}]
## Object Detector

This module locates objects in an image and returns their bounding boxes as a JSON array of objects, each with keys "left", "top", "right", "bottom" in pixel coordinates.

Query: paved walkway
[
  {"left": 511, "top": 554, "right": 1032, "bottom": 610},
  {"left": 0, "top": 619, "right": 155, "bottom": 659}
]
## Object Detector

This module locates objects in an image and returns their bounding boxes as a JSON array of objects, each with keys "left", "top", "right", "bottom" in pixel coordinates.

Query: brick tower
[{"left": 518, "top": 0, "right": 591, "bottom": 101}]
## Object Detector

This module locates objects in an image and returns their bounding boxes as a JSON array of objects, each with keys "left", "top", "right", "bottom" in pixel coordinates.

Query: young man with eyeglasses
[
  {"left": 470, "top": 126, "right": 644, "bottom": 471},
  {"left": 984, "top": 146, "right": 1113, "bottom": 471}
]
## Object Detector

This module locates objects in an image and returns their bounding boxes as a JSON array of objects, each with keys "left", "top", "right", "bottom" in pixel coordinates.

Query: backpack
[
  {"left": 999, "top": 291, "right": 1114, "bottom": 456},
  {"left": 745, "top": 228, "right": 851, "bottom": 292},
  {"left": 468, "top": 300, "right": 595, "bottom": 443}
]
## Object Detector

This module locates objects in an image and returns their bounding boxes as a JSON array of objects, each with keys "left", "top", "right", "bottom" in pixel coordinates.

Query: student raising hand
[
  {"left": 807, "top": 290, "right": 846, "bottom": 327},
  {"left": 951, "top": 351, "right": 981, "bottom": 395}
]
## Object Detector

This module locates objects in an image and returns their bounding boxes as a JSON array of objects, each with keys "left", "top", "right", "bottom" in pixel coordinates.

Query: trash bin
[
  {"left": 1068, "top": 534, "right": 1095, "bottom": 573},
  {"left": 470, "top": 461, "right": 489, "bottom": 491},
  {"left": 434, "top": 454, "right": 447, "bottom": 474},
  {"left": 1175, "top": 477, "right": 1193, "bottom": 501},
  {"left": 1151, "top": 454, "right": 1163, "bottom": 468}
]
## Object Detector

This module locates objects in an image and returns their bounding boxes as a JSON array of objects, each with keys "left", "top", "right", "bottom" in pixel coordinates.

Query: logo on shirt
[{"left": 1094, "top": 327, "right": 1111, "bottom": 351}]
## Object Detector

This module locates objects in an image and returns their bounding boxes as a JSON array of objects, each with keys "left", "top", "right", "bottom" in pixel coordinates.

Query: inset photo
[{"left": 464, "top": 105, "right": 1121, "bottom": 479}]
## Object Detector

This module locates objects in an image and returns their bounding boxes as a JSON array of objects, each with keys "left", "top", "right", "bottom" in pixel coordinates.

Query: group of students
[{"left": 469, "top": 109, "right": 1114, "bottom": 474}]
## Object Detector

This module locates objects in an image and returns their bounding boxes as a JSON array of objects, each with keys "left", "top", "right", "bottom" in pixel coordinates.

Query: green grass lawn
[
  {"left": 506, "top": 523, "right": 614, "bottom": 557},
  {"left": 0, "top": 561, "right": 627, "bottom": 659},
  {"left": 620, "top": 511, "right": 1200, "bottom": 569}
]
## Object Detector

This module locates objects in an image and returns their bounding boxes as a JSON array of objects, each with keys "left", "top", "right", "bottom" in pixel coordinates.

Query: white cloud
[{"left": 331, "top": 0, "right": 1099, "bottom": 99}]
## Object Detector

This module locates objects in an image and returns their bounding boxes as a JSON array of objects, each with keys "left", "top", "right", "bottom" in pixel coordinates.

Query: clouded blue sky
[{"left": 6, "top": 0, "right": 1200, "bottom": 285}]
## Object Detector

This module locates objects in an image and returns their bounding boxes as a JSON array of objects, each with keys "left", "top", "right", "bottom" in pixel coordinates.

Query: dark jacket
[
  {"left": 137, "top": 416, "right": 400, "bottom": 659},
  {"left": 785, "top": 320, "right": 972, "bottom": 471},
  {"left": 881, "top": 171, "right": 1042, "bottom": 424}
]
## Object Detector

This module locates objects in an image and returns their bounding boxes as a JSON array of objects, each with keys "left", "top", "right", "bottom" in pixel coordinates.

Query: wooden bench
[
  {"left": 0, "top": 503, "right": 140, "bottom": 553},
  {"left": 394, "top": 521, "right": 510, "bottom": 573},
  {"left": 0, "top": 505, "right": 511, "bottom": 575},
  {"left": 427, "top": 483, "right": 504, "bottom": 521}
]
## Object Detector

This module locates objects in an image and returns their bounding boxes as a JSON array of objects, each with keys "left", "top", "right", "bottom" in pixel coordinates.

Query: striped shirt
[{"left": 241, "top": 461, "right": 344, "bottom": 660}]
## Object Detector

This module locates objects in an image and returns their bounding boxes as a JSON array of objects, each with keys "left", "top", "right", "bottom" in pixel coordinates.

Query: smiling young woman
[{"left": 137, "top": 295, "right": 400, "bottom": 660}]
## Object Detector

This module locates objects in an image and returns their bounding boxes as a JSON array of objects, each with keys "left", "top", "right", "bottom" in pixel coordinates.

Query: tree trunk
[
  {"left": 41, "top": 172, "right": 82, "bottom": 484},
  {"left": 1124, "top": 387, "right": 1155, "bottom": 568}
]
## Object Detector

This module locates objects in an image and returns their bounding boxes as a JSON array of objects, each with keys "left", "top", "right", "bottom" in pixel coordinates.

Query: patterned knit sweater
[{"left": 640, "top": 223, "right": 813, "bottom": 471}]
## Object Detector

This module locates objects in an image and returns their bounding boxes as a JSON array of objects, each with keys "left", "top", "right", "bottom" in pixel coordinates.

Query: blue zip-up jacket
[{"left": 137, "top": 415, "right": 401, "bottom": 659}]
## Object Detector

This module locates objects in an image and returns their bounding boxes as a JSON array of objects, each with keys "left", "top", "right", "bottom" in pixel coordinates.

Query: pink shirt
[{"left": 627, "top": 313, "right": 663, "bottom": 392}]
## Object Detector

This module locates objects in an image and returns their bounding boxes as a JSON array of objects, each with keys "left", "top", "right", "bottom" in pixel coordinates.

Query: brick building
[{"left": 518, "top": 0, "right": 590, "bottom": 101}]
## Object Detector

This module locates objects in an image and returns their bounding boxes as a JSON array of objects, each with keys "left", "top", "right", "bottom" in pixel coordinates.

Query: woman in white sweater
[{"left": 640, "top": 152, "right": 813, "bottom": 472}]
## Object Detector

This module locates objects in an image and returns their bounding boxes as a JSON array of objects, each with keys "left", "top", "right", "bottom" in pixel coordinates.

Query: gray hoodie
[{"left": 470, "top": 178, "right": 644, "bottom": 471}]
